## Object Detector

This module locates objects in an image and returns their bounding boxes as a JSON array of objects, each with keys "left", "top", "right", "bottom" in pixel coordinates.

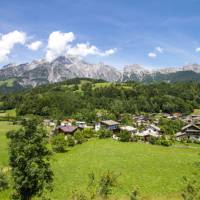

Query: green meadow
[
  {"left": 0, "top": 121, "right": 199, "bottom": 200},
  {"left": 0, "top": 79, "right": 16, "bottom": 87}
]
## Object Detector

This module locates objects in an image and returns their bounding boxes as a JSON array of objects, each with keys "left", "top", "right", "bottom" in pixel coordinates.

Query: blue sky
[{"left": 1, "top": 0, "right": 200, "bottom": 69}]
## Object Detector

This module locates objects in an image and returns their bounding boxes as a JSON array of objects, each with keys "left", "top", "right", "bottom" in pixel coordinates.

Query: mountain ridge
[{"left": 1, "top": 56, "right": 200, "bottom": 87}]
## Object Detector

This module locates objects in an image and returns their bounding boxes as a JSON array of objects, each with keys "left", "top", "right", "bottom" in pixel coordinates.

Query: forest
[{"left": 1, "top": 79, "right": 200, "bottom": 121}]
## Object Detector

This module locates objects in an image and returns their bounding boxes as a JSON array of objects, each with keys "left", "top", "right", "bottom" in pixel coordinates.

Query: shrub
[
  {"left": 130, "top": 188, "right": 140, "bottom": 200},
  {"left": 160, "top": 139, "right": 172, "bottom": 147},
  {"left": 83, "top": 128, "right": 96, "bottom": 139},
  {"left": 149, "top": 136, "right": 172, "bottom": 147},
  {"left": 148, "top": 136, "right": 158, "bottom": 145},
  {"left": 51, "top": 134, "right": 67, "bottom": 152},
  {"left": 0, "top": 169, "right": 9, "bottom": 191},
  {"left": 98, "top": 171, "right": 119, "bottom": 199},
  {"left": 194, "top": 140, "right": 200, "bottom": 145},
  {"left": 118, "top": 130, "right": 131, "bottom": 142},
  {"left": 74, "top": 130, "right": 86, "bottom": 144},
  {"left": 98, "top": 129, "right": 112, "bottom": 139},
  {"left": 71, "top": 190, "right": 88, "bottom": 200},
  {"left": 131, "top": 135, "right": 140, "bottom": 142},
  {"left": 67, "top": 135, "right": 76, "bottom": 147}
]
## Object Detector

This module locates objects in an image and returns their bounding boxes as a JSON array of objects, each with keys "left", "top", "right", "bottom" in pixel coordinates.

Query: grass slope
[
  {"left": 0, "top": 79, "right": 16, "bottom": 87},
  {"left": 50, "top": 139, "right": 199, "bottom": 200},
  {"left": 0, "top": 122, "right": 199, "bottom": 200}
]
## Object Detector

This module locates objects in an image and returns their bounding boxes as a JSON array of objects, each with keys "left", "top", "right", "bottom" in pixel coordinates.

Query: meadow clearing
[{"left": 0, "top": 121, "right": 199, "bottom": 200}]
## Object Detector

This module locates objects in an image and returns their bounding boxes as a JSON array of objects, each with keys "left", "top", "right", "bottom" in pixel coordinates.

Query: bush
[
  {"left": 67, "top": 135, "right": 76, "bottom": 147},
  {"left": 82, "top": 128, "right": 96, "bottom": 139},
  {"left": 131, "top": 135, "right": 140, "bottom": 142},
  {"left": 98, "top": 170, "right": 119, "bottom": 198},
  {"left": 51, "top": 134, "right": 67, "bottom": 152},
  {"left": 160, "top": 139, "right": 172, "bottom": 147},
  {"left": 74, "top": 130, "right": 86, "bottom": 144},
  {"left": 194, "top": 140, "right": 200, "bottom": 145},
  {"left": 149, "top": 136, "right": 172, "bottom": 147},
  {"left": 148, "top": 136, "right": 158, "bottom": 145},
  {"left": 0, "top": 169, "right": 9, "bottom": 191},
  {"left": 98, "top": 129, "right": 112, "bottom": 139},
  {"left": 71, "top": 190, "right": 88, "bottom": 200},
  {"left": 118, "top": 130, "right": 131, "bottom": 142},
  {"left": 130, "top": 188, "right": 140, "bottom": 200}
]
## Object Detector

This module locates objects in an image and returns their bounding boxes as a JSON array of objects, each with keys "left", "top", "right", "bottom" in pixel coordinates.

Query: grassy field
[
  {"left": 0, "top": 121, "right": 20, "bottom": 200},
  {"left": 0, "top": 121, "right": 200, "bottom": 200},
  {"left": 0, "top": 79, "right": 16, "bottom": 87}
]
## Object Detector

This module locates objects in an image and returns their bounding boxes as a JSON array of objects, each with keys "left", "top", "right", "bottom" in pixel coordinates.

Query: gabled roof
[
  {"left": 182, "top": 123, "right": 200, "bottom": 131},
  {"left": 120, "top": 126, "right": 137, "bottom": 132},
  {"left": 101, "top": 120, "right": 120, "bottom": 126},
  {"left": 58, "top": 125, "right": 78, "bottom": 133}
]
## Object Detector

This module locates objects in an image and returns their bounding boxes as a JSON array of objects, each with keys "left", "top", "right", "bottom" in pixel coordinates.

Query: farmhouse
[
  {"left": 75, "top": 121, "right": 87, "bottom": 129},
  {"left": 43, "top": 119, "right": 56, "bottom": 127},
  {"left": 57, "top": 125, "right": 78, "bottom": 135},
  {"left": 120, "top": 126, "right": 137, "bottom": 134},
  {"left": 176, "top": 123, "right": 200, "bottom": 141},
  {"left": 100, "top": 120, "right": 120, "bottom": 131},
  {"left": 136, "top": 124, "right": 161, "bottom": 141}
]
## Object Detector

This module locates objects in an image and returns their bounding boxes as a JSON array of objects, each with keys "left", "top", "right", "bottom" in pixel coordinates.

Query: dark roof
[
  {"left": 58, "top": 125, "right": 78, "bottom": 133},
  {"left": 101, "top": 120, "right": 120, "bottom": 126}
]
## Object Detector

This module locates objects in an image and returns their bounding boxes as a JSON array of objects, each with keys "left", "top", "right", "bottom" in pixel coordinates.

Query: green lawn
[
  {"left": 93, "top": 82, "right": 112, "bottom": 88},
  {"left": 0, "top": 122, "right": 199, "bottom": 200}
]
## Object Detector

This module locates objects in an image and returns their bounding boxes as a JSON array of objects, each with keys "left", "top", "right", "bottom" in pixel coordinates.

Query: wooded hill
[{"left": 1, "top": 78, "right": 200, "bottom": 120}]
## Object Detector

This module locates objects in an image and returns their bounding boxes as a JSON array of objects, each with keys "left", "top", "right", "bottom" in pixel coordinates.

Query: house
[
  {"left": 133, "top": 115, "right": 150, "bottom": 126},
  {"left": 61, "top": 119, "right": 76, "bottom": 126},
  {"left": 94, "top": 122, "right": 101, "bottom": 131},
  {"left": 75, "top": 121, "right": 87, "bottom": 129},
  {"left": 191, "top": 115, "right": 200, "bottom": 121},
  {"left": 100, "top": 120, "right": 120, "bottom": 131},
  {"left": 120, "top": 126, "right": 137, "bottom": 134},
  {"left": 176, "top": 123, "right": 200, "bottom": 141},
  {"left": 43, "top": 119, "right": 56, "bottom": 128},
  {"left": 136, "top": 124, "right": 161, "bottom": 141},
  {"left": 57, "top": 125, "right": 78, "bottom": 135},
  {"left": 172, "top": 112, "right": 182, "bottom": 119}
]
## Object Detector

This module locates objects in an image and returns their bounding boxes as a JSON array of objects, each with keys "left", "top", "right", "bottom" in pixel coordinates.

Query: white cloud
[
  {"left": 27, "top": 41, "right": 42, "bottom": 51},
  {"left": 196, "top": 47, "right": 200, "bottom": 52},
  {"left": 148, "top": 52, "right": 157, "bottom": 59},
  {"left": 45, "top": 31, "right": 75, "bottom": 62},
  {"left": 102, "top": 48, "right": 117, "bottom": 56},
  {"left": 45, "top": 31, "right": 117, "bottom": 62},
  {"left": 67, "top": 42, "right": 117, "bottom": 57},
  {"left": 0, "top": 30, "right": 26, "bottom": 63},
  {"left": 155, "top": 46, "right": 163, "bottom": 53}
]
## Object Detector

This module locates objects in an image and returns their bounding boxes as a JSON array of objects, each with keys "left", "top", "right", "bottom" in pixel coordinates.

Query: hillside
[{"left": 1, "top": 79, "right": 200, "bottom": 117}]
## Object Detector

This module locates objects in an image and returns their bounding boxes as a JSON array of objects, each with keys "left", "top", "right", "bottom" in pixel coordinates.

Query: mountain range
[{"left": 1, "top": 55, "right": 200, "bottom": 89}]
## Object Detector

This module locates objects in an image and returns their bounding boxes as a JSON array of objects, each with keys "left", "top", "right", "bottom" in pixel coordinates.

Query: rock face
[
  {"left": 122, "top": 64, "right": 200, "bottom": 83},
  {"left": 0, "top": 56, "right": 121, "bottom": 87},
  {"left": 1, "top": 55, "right": 200, "bottom": 87}
]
